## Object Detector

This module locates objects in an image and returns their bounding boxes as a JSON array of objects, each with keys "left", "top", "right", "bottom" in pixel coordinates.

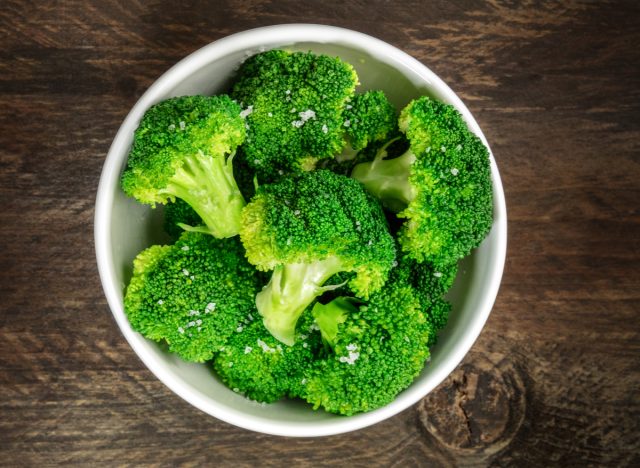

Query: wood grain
[{"left": 1, "top": 0, "right": 639, "bottom": 465}]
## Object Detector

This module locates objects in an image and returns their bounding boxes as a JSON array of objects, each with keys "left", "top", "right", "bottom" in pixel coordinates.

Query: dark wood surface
[{"left": 1, "top": 1, "right": 639, "bottom": 465}]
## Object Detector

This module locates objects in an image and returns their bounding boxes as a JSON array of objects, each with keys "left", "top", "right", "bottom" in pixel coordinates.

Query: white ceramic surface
[{"left": 94, "top": 24, "right": 507, "bottom": 437}]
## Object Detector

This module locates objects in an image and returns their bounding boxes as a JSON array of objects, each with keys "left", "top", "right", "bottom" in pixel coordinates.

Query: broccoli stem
[
  {"left": 311, "top": 297, "right": 358, "bottom": 349},
  {"left": 162, "top": 150, "right": 245, "bottom": 238},
  {"left": 256, "top": 256, "right": 346, "bottom": 346},
  {"left": 351, "top": 148, "right": 417, "bottom": 213}
]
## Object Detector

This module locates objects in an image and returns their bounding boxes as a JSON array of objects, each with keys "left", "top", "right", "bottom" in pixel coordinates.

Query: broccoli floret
[
  {"left": 121, "top": 95, "right": 247, "bottom": 238},
  {"left": 300, "top": 258, "right": 433, "bottom": 416},
  {"left": 213, "top": 311, "right": 323, "bottom": 402},
  {"left": 231, "top": 50, "right": 358, "bottom": 179},
  {"left": 163, "top": 199, "right": 202, "bottom": 240},
  {"left": 123, "top": 232, "right": 261, "bottom": 362},
  {"left": 351, "top": 96, "right": 493, "bottom": 266},
  {"left": 340, "top": 90, "right": 397, "bottom": 159},
  {"left": 393, "top": 255, "right": 457, "bottom": 346},
  {"left": 322, "top": 90, "right": 400, "bottom": 175},
  {"left": 240, "top": 170, "right": 396, "bottom": 346}
]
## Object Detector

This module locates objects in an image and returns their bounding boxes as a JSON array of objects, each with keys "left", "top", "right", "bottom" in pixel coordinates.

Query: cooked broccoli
[
  {"left": 163, "top": 199, "right": 202, "bottom": 240},
  {"left": 400, "top": 256, "right": 457, "bottom": 346},
  {"left": 123, "top": 232, "right": 262, "bottom": 362},
  {"left": 340, "top": 90, "right": 397, "bottom": 160},
  {"left": 351, "top": 96, "right": 493, "bottom": 266},
  {"left": 300, "top": 257, "right": 435, "bottom": 416},
  {"left": 240, "top": 170, "right": 396, "bottom": 346},
  {"left": 231, "top": 49, "right": 358, "bottom": 179},
  {"left": 121, "top": 95, "right": 247, "bottom": 238},
  {"left": 213, "top": 311, "right": 323, "bottom": 402},
  {"left": 321, "top": 90, "right": 399, "bottom": 175}
]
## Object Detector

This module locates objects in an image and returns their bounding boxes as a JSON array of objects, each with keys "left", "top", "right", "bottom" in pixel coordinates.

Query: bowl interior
[{"left": 98, "top": 26, "right": 506, "bottom": 436}]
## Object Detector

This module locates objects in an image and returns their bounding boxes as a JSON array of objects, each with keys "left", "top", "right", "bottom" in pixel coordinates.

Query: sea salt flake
[
  {"left": 298, "top": 109, "right": 316, "bottom": 121},
  {"left": 257, "top": 339, "right": 276, "bottom": 353},
  {"left": 239, "top": 105, "right": 253, "bottom": 119},
  {"left": 181, "top": 245, "right": 189, "bottom": 251},
  {"left": 450, "top": 168, "right": 459, "bottom": 176},
  {"left": 339, "top": 350, "right": 360, "bottom": 365}
]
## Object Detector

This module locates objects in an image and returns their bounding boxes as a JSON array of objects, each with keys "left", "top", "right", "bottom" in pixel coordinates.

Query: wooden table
[{"left": 2, "top": 1, "right": 638, "bottom": 465}]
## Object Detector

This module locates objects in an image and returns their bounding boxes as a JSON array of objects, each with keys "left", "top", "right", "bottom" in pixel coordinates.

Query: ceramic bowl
[{"left": 95, "top": 24, "right": 507, "bottom": 436}]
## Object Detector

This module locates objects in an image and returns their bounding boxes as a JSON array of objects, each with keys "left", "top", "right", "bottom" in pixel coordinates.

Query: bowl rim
[{"left": 94, "top": 23, "right": 507, "bottom": 437}]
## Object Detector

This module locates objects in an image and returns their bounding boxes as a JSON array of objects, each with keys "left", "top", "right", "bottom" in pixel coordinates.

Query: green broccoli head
[
  {"left": 213, "top": 311, "right": 323, "bottom": 403},
  {"left": 352, "top": 96, "right": 493, "bottom": 267},
  {"left": 163, "top": 199, "right": 203, "bottom": 240},
  {"left": 121, "top": 95, "right": 247, "bottom": 238},
  {"left": 390, "top": 255, "right": 457, "bottom": 346},
  {"left": 240, "top": 170, "right": 396, "bottom": 346},
  {"left": 343, "top": 90, "right": 397, "bottom": 153},
  {"left": 124, "top": 232, "right": 262, "bottom": 362},
  {"left": 300, "top": 260, "right": 432, "bottom": 416},
  {"left": 231, "top": 49, "right": 358, "bottom": 179},
  {"left": 322, "top": 90, "right": 399, "bottom": 173}
]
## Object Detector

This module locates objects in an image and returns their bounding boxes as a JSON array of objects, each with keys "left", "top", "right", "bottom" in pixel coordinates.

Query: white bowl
[{"left": 95, "top": 24, "right": 507, "bottom": 437}]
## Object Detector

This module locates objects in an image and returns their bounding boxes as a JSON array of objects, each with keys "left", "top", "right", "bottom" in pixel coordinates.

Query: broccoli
[
  {"left": 321, "top": 90, "right": 400, "bottom": 175},
  {"left": 231, "top": 49, "right": 358, "bottom": 179},
  {"left": 240, "top": 170, "right": 396, "bottom": 346},
  {"left": 300, "top": 257, "right": 436, "bottom": 416},
  {"left": 213, "top": 311, "right": 323, "bottom": 403},
  {"left": 121, "top": 95, "right": 247, "bottom": 238},
  {"left": 163, "top": 199, "right": 202, "bottom": 240},
  {"left": 400, "top": 256, "right": 457, "bottom": 346},
  {"left": 340, "top": 90, "right": 397, "bottom": 160},
  {"left": 123, "top": 232, "right": 262, "bottom": 362},
  {"left": 351, "top": 96, "right": 493, "bottom": 266}
]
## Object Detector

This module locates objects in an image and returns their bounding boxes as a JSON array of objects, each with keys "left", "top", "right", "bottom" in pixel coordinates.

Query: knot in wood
[{"left": 417, "top": 351, "right": 526, "bottom": 457}]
